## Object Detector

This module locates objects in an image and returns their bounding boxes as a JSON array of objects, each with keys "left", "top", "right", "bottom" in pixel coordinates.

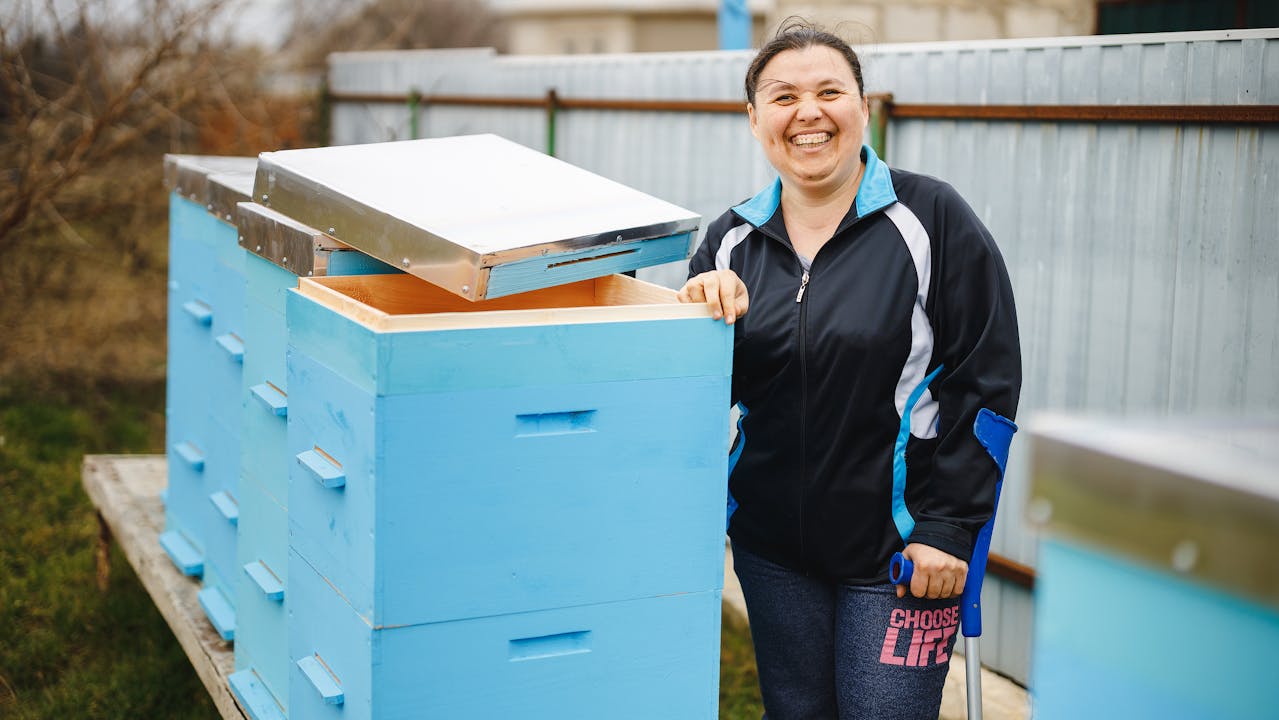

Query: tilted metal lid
[{"left": 252, "top": 134, "right": 700, "bottom": 300}]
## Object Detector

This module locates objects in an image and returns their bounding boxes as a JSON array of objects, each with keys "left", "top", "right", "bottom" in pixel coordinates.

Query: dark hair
[{"left": 745, "top": 18, "right": 865, "bottom": 106}]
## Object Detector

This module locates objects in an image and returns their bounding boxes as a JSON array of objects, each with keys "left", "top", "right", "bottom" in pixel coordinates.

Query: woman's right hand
[{"left": 677, "top": 270, "right": 750, "bottom": 325}]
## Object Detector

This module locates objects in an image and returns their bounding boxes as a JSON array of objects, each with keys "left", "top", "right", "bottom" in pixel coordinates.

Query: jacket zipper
[{"left": 796, "top": 266, "right": 810, "bottom": 566}]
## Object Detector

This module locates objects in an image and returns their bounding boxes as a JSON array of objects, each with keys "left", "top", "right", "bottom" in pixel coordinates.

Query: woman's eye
[
  {"left": 820, "top": 89, "right": 843, "bottom": 97},
  {"left": 774, "top": 94, "right": 796, "bottom": 103}
]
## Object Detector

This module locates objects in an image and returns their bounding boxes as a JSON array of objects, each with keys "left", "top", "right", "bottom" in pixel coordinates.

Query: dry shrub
[{"left": 0, "top": 0, "right": 324, "bottom": 387}]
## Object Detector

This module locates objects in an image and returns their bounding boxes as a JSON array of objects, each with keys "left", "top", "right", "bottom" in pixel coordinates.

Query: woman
[{"left": 678, "top": 21, "right": 1021, "bottom": 720}]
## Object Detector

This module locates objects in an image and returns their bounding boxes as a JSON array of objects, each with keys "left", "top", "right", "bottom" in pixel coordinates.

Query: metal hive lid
[
  {"left": 163, "top": 154, "right": 257, "bottom": 210},
  {"left": 252, "top": 134, "right": 701, "bottom": 300}
]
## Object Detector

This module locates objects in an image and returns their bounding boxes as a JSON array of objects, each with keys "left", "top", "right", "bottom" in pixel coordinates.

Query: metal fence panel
[{"left": 327, "top": 29, "right": 1279, "bottom": 684}]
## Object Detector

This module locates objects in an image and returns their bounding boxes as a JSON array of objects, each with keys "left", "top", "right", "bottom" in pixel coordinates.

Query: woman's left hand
[{"left": 895, "top": 543, "right": 967, "bottom": 599}]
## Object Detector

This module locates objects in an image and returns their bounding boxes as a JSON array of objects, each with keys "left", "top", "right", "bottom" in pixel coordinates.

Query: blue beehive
[
  {"left": 1028, "top": 416, "right": 1279, "bottom": 720},
  {"left": 284, "top": 272, "right": 731, "bottom": 718},
  {"left": 246, "top": 136, "right": 728, "bottom": 719},
  {"left": 166, "top": 136, "right": 730, "bottom": 719},
  {"left": 231, "top": 202, "right": 396, "bottom": 719},
  {"left": 161, "top": 155, "right": 256, "bottom": 642}
]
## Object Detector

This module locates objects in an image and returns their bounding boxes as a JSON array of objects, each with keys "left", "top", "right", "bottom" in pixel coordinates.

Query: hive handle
[
  {"left": 297, "top": 448, "right": 345, "bottom": 489},
  {"left": 182, "top": 300, "right": 213, "bottom": 326},
  {"left": 243, "top": 560, "right": 284, "bottom": 601},
  {"left": 297, "top": 654, "right": 343, "bottom": 705},
  {"left": 173, "top": 441, "right": 205, "bottom": 472},
  {"left": 250, "top": 382, "right": 287, "bottom": 417}
]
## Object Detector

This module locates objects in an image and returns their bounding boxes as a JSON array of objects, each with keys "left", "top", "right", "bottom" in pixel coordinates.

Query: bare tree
[
  {"left": 282, "top": 0, "right": 506, "bottom": 71},
  {"left": 0, "top": 0, "right": 236, "bottom": 249}
]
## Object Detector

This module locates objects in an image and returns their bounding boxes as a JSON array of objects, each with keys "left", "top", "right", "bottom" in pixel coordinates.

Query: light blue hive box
[
  {"left": 1028, "top": 415, "right": 1279, "bottom": 720},
  {"left": 230, "top": 201, "right": 396, "bottom": 720},
  {"left": 161, "top": 155, "right": 257, "bottom": 643},
  {"left": 238, "top": 135, "right": 727, "bottom": 719}
]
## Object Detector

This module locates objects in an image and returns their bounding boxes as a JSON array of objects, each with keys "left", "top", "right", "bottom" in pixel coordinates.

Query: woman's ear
[{"left": 747, "top": 102, "right": 760, "bottom": 139}]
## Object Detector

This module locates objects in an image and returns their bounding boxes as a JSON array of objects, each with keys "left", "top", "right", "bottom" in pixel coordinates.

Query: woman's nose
[{"left": 796, "top": 94, "right": 822, "bottom": 121}]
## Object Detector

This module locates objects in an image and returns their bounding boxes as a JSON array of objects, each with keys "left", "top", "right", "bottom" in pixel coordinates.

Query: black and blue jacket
[{"left": 689, "top": 145, "right": 1021, "bottom": 584}]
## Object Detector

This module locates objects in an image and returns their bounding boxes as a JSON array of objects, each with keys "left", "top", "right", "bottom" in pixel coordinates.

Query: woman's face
[{"left": 748, "top": 45, "right": 869, "bottom": 197}]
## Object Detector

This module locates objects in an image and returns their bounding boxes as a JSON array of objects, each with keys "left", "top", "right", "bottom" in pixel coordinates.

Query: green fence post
[
  {"left": 408, "top": 88, "right": 422, "bottom": 140},
  {"left": 546, "top": 89, "right": 559, "bottom": 156}
]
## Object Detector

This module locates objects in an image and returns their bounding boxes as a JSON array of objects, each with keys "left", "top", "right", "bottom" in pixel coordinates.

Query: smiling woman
[{"left": 677, "top": 19, "right": 1023, "bottom": 720}]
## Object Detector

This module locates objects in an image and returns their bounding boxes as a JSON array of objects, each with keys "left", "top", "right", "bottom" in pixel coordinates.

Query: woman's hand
[
  {"left": 896, "top": 543, "right": 967, "bottom": 600},
  {"left": 677, "top": 270, "right": 750, "bottom": 325}
]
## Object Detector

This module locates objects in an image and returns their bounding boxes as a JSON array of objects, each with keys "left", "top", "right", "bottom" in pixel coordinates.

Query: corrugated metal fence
[{"left": 327, "top": 28, "right": 1279, "bottom": 684}]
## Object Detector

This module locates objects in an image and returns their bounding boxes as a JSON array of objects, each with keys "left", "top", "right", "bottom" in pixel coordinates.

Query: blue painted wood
[
  {"left": 296, "top": 655, "right": 344, "bottom": 706},
  {"left": 199, "top": 417, "right": 243, "bottom": 612},
  {"left": 210, "top": 336, "right": 246, "bottom": 432},
  {"left": 244, "top": 560, "right": 285, "bottom": 601},
  {"left": 163, "top": 445, "right": 210, "bottom": 549},
  {"left": 210, "top": 490, "right": 239, "bottom": 526},
  {"left": 235, "top": 475, "right": 288, "bottom": 581},
  {"left": 159, "top": 529, "right": 204, "bottom": 576},
  {"left": 215, "top": 333, "right": 245, "bottom": 363},
  {"left": 199, "top": 585, "right": 237, "bottom": 641},
  {"left": 234, "top": 476, "right": 290, "bottom": 714},
  {"left": 287, "top": 349, "right": 731, "bottom": 627},
  {"left": 485, "top": 231, "right": 692, "bottom": 299},
  {"left": 325, "top": 251, "right": 399, "bottom": 277},
  {"left": 295, "top": 449, "right": 345, "bottom": 489},
  {"left": 289, "top": 549, "right": 722, "bottom": 720},
  {"left": 286, "top": 288, "right": 733, "bottom": 397},
  {"left": 228, "top": 669, "right": 287, "bottom": 720},
  {"left": 1032, "top": 538, "right": 1279, "bottom": 720},
  {"left": 173, "top": 441, "right": 206, "bottom": 472},
  {"left": 250, "top": 383, "right": 288, "bottom": 417},
  {"left": 244, "top": 252, "right": 297, "bottom": 316},
  {"left": 182, "top": 299, "right": 214, "bottom": 326}
]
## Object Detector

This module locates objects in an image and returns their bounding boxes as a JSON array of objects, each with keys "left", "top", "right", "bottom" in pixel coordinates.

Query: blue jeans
[{"left": 732, "top": 542, "right": 959, "bottom": 720}]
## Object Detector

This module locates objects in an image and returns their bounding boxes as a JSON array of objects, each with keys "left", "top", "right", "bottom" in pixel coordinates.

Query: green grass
[
  {"left": 0, "top": 378, "right": 219, "bottom": 719},
  {"left": 0, "top": 376, "right": 763, "bottom": 718}
]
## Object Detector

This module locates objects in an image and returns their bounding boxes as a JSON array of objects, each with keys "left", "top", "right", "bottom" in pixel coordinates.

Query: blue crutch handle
[
  {"left": 889, "top": 410, "right": 1017, "bottom": 638},
  {"left": 889, "top": 552, "right": 913, "bottom": 585}
]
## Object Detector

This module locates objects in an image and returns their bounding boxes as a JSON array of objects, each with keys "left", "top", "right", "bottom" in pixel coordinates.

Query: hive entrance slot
[{"left": 546, "top": 248, "right": 637, "bottom": 269}]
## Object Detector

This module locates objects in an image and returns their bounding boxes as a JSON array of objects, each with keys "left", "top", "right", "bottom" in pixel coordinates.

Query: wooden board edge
[
  {"left": 593, "top": 273, "right": 680, "bottom": 305},
  {"left": 296, "top": 277, "right": 392, "bottom": 331},
  {"left": 376, "top": 301, "right": 714, "bottom": 333},
  {"left": 81, "top": 455, "right": 248, "bottom": 720}
]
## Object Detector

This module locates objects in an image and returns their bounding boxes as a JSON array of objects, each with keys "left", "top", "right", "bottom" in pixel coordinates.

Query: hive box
[
  {"left": 161, "top": 155, "right": 257, "bottom": 642},
  {"left": 1029, "top": 416, "right": 1279, "bottom": 720},
  {"left": 283, "top": 272, "right": 732, "bottom": 719},
  {"left": 231, "top": 203, "right": 395, "bottom": 719}
]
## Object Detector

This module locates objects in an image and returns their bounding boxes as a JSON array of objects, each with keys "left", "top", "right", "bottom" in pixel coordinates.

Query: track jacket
[{"left": 689, "top": 145, "right": 1021, "bottom": 584}]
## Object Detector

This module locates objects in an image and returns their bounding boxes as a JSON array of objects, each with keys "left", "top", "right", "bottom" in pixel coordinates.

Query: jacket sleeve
[
  {"left": 686, "top": 211, "right": 736, "bottom": 279},
  {"left": 906, "top": 184, "right": 1022, "bottom": 562}
]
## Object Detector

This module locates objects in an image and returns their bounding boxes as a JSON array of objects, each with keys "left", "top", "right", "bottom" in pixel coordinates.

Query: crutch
[{"left": 889, "top": 409, "right": 1018, "bottom": 720}]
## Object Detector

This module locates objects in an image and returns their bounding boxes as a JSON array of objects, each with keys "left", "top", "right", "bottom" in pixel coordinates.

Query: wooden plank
[
  {"left": 81, "top": 455, "right": 247, "bottom": 720},
  {"left": 296, "top": 274, "right": 711, "bottom": 334}
]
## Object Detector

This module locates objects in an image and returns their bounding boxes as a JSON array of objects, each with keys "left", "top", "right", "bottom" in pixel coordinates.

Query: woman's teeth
[{"left": 793, "top": 133, "right": 830, "bottom": 146}]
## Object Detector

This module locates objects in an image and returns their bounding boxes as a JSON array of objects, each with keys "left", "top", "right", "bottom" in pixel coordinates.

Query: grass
[
  {"left": 0, "top": 376, "right": 764, "bottom": 718},
  {"left": 0, "top": 378, "right": 219, "bottom": 719}
]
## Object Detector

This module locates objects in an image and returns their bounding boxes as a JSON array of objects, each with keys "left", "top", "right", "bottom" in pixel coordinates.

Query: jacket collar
[{"left": 731, "top": 144, "right": 898, "bottom": 229}]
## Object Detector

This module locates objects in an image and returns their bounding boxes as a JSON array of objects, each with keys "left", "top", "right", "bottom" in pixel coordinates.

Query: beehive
[
  {"left": 1029, "top": 416, "right": 1279, "bottom": 720},
  {"left": 284, "top": 273, "right": 730, "bottom": 717},
  {"left": 231, "top": 203, "right": 396, "bottom": 719},
  {"left": 161, "top": 155, "right": 256, "bottom": 642},
  {"left": 164, "top": 136, "right": 731, "bottom": 719}
]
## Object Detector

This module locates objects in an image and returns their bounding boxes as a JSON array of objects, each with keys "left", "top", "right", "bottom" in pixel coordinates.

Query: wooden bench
[{"left": 82, "top": 454, "right": 247, "bottom": 719}]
